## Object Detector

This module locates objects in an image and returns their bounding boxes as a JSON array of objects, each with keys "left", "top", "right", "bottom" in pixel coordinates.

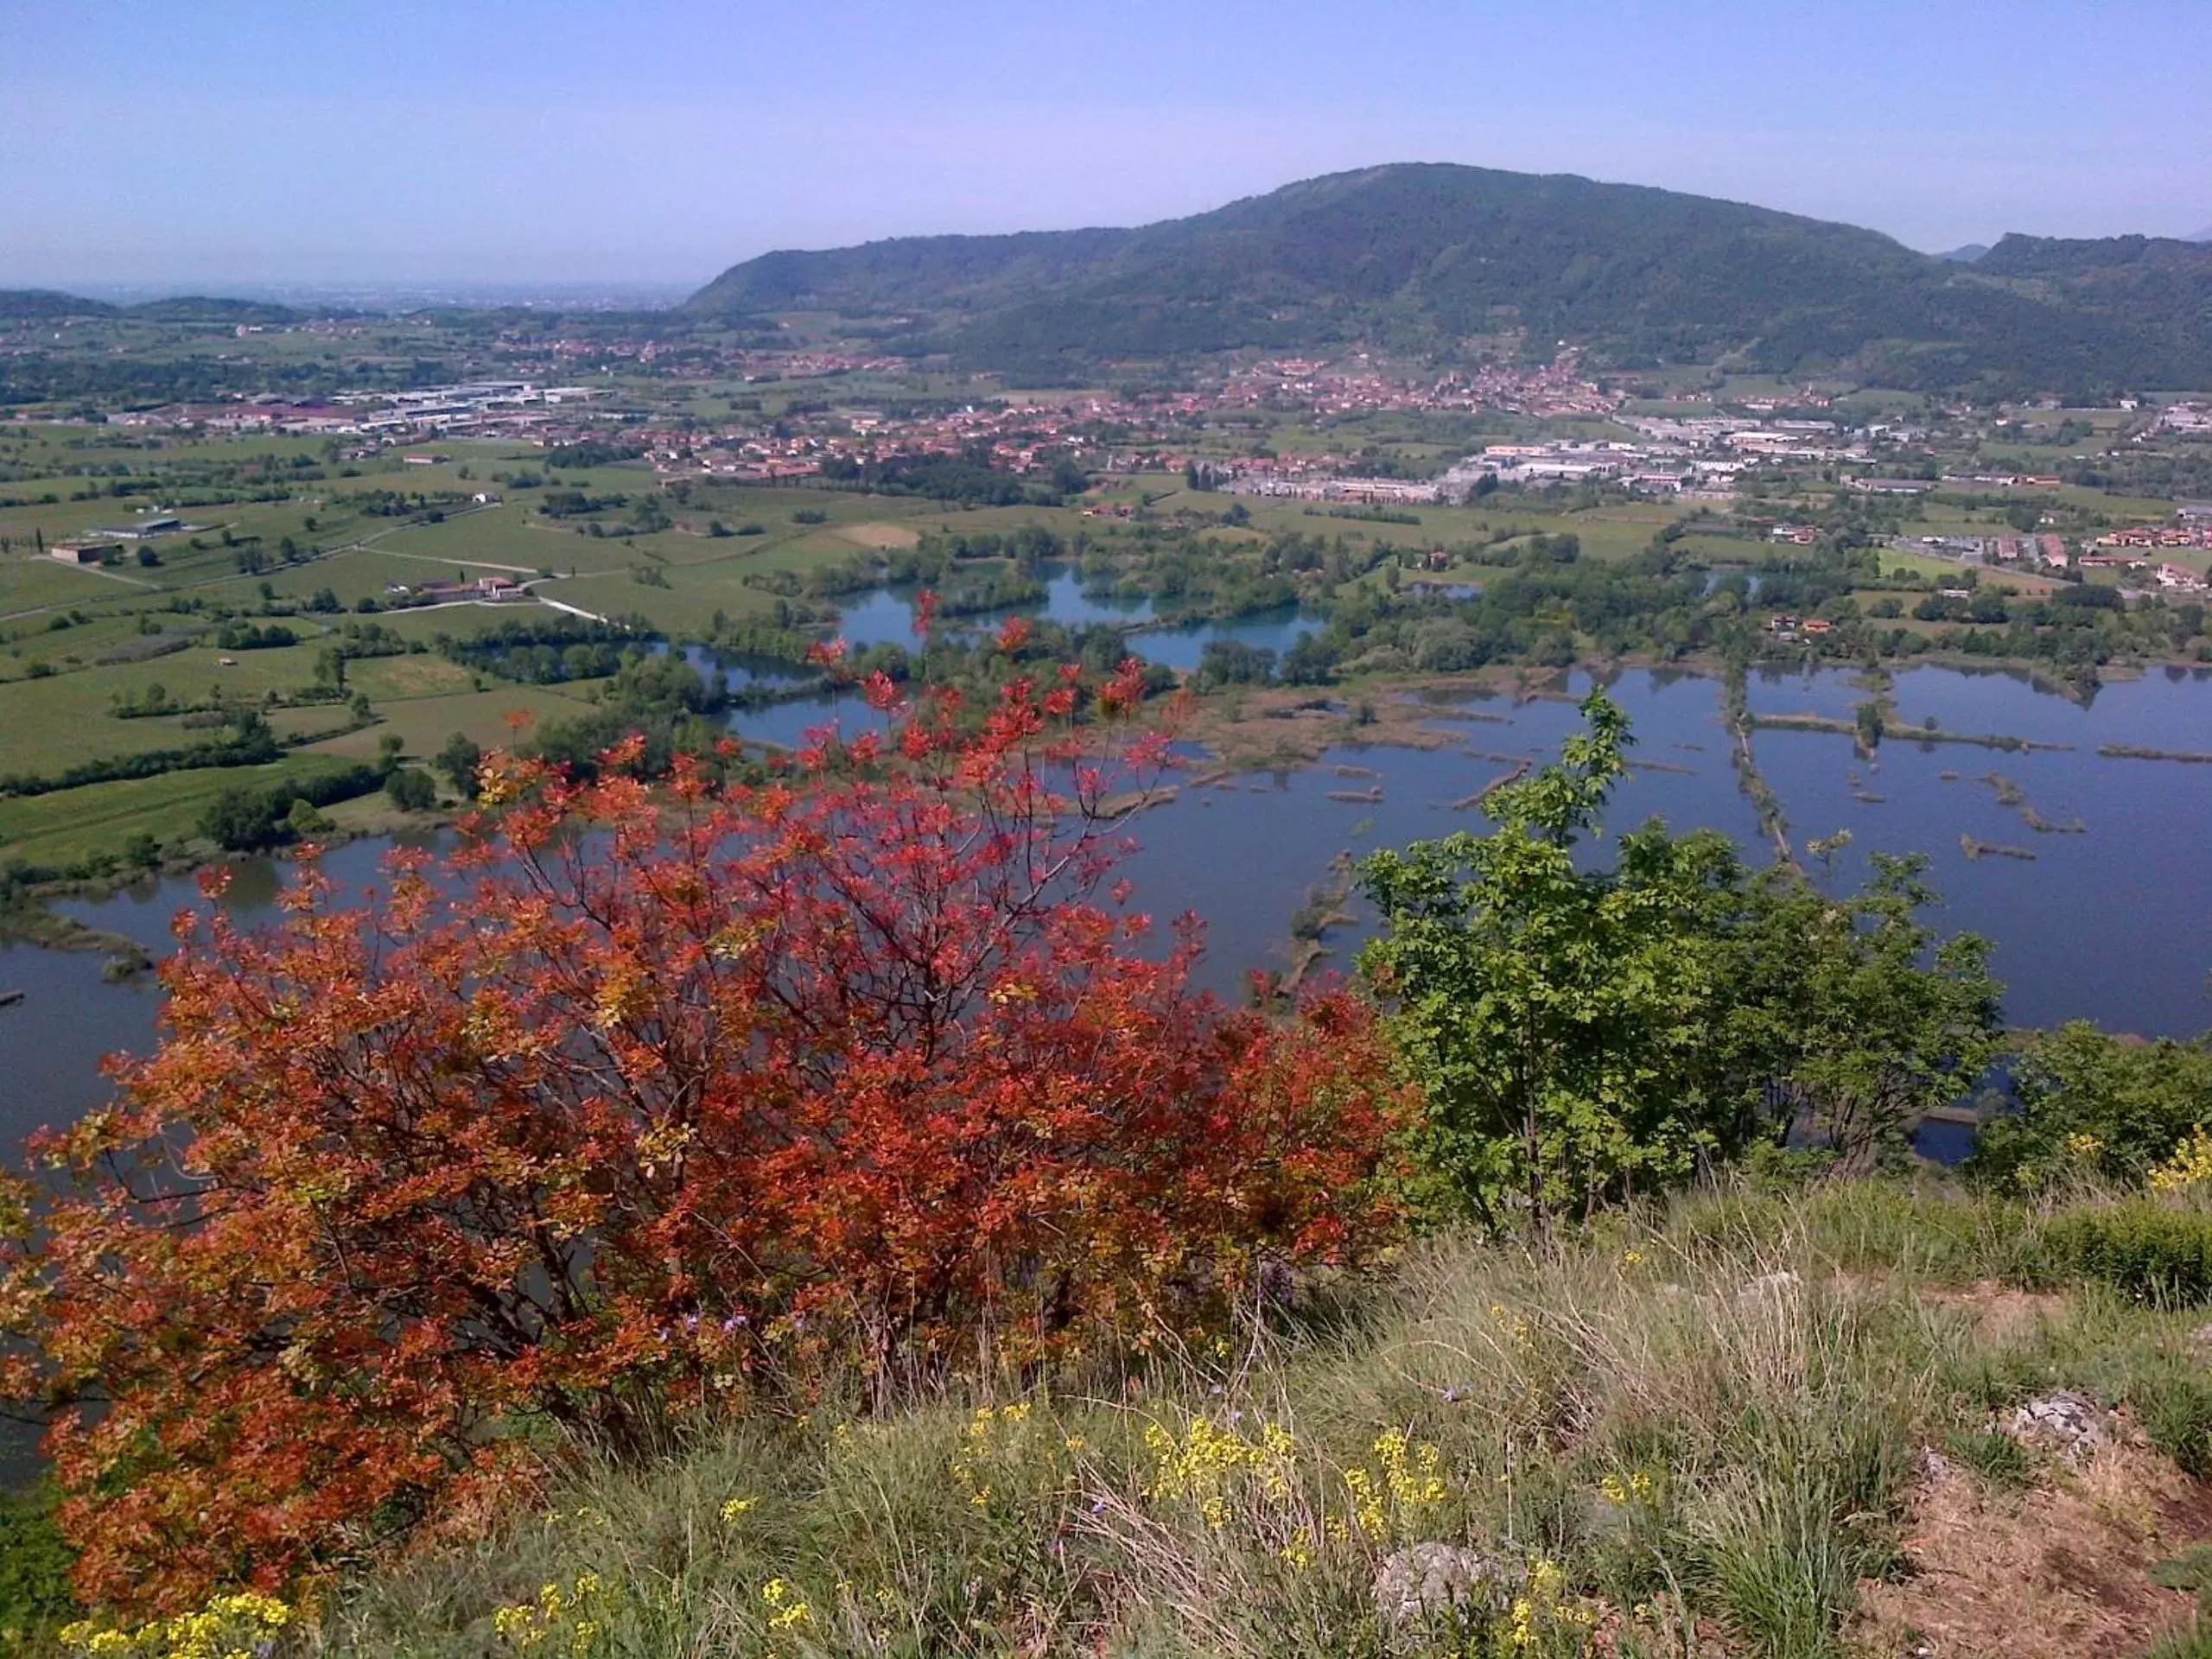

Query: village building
[
  {"left": 50, "top": 540, "right": 124, "bottom": 564},
  {"left": 89, "top": 514, "right": 183, "bottom": 540}
]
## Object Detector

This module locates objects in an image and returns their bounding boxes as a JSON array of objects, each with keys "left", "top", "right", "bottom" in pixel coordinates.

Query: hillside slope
[
  {"left": 1975, "top": 233, "right": 2212, "bottom": 371},
  {"left": 306, "top": 1181, "right": 2212, "bottom": 1658},
  {"left": 690, "top": 163, "right": 2212, "bottom": 392}
]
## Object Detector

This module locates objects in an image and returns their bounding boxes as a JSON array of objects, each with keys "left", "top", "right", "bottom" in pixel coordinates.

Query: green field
[
  {"left": 0, "top": 639, "right": 342, "bottom": 772},
  {"left": 307, "top": 684, "right": 601, "bottom": 759},
  {"left": 0, "top": 754, "right": 368, "bottom": 868},
  {"left": 0, "top": 340, "right": 2204, "bottom": 886}
]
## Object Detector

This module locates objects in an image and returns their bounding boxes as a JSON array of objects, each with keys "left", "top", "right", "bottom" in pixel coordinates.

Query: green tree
[
  {"left": 0, "top": 1484, "right": 77, "bottom": 1647},
  {"left": 434, "top": 732, "right": 483, "bottom": 798},
  {"left": 1359, "top": 694, "right": 2004, "bottom": 1234},
  {"left": 383, "top": 767, "right": 436, "bottom": 811},
  {"left": 1358, "top": 692, "right": 1769, "bottom": 1236},
  {"left": 200, "top": 786, "right": 281, "bottom": 853},
  {"left": 1732, "top": 855, "right": 2001, "bottom": 1173},
  {"left": 1966, "top": 1022, "right": 2212, "bottom": 1193}
]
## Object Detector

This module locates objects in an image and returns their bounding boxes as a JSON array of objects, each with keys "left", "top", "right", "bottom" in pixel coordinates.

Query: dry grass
[
  {"left": 833, "top": 523, "right": 924, "bottom": 551},
  {"left": 277, "top": 1181, "right": 2212, "bottom": 1659},
  {"left": 1854, "top": 1441, "right": 2208, "bottom": 1656}
]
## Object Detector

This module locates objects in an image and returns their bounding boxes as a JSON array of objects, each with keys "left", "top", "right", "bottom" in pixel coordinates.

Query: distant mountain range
[
  {"left": 688, "top": 163, "right": 2212, "bottom": 394},
  {"left": 0, "top": 290, "right": 302, "bottom": 326},
  {"left": 8, "top": 168, "right": 2209, "bottom": 399}
]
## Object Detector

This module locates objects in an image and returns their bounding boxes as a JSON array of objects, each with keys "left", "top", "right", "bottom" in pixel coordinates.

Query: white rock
[
  {"left": 1737, "top": 1269, "right": 1804, "bottom": 1301},
  {"left": 1373, "top": 1542, "right": 1519, "bottom": 1624},
  {"left": 2004, "top": 1390, "right": 2110, "bottom": 1460}
]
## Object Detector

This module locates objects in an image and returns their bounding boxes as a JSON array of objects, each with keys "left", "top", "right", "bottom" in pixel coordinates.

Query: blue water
[
  {"left": 1888, "top": 664, "right": 2212, "bottom": 747},
  {"left": 825, "top": 584, "right": 929, "bottom": 652},
  {"left": 828, "top": 569, "right": 1155, "bottom": 653},
  {"left": 676, "top": 643, "right": 807, "bottom": 690},
  {"left": 1743, "top": 664, "right": 1874, "bottom": 722},
  {"left": 709, "top": 572, "right": 1324, "bottom": 747},
  {"left": 1113, "top": 670, "right": 1759, "bottom": 999},
  {"left": 725, "top": 685, "right": 889, "bottom": 751},
  {"left": 1757, "top": 665, "right": 2212, "bottom": 1033},
  {"left": 11, "top": 664, "right": 2212, "bottom": 1166},
  {"left": 1028, "top": 568, "right": 1157, "bottom": 627},
  {"left": 808, "top": 569, "right": 1320, "bottom": 683},
  {"left": 1127, "top": 607, "right": 1320, "bottom": 674}
]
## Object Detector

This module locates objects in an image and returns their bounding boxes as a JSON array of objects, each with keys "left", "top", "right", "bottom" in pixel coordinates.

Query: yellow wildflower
[
  {"left": 63, "top": 1594, "right": 294, "bottom": 1659},
  {"left": 761, "top": 1579, "right": 812, "bottom": 1630},
  {"left": 2153, "top": 1127, "right": 2212, "bottom": 1192},
  {"left": 1143, "top": 1414, "right": 1298, "bottom": 1530},
  {"left": 1343, "top": 1465, "right": 1387, "bottom": 1538}
]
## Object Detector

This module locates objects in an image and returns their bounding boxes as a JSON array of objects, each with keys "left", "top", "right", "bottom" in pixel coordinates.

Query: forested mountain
[
  {"left": 0, "top": 289, "right": 120, "bottom": 319},
  {"left": 689, "top": 163, "right": 2212, "bottom": 393},
  {"left": 124, "top": 296, "right": 302, "bottom": 325},
  {"left": 0, "top": 291, "right": 300, "bottom": 325},
  {"left": 1973, "top": 232, "right": 2212, "bottom": 379}
]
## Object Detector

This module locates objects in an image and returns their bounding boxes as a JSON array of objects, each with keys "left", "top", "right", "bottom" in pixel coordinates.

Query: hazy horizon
[{"left": 6, "top": 0, "right": 2208, "bottom": 290}]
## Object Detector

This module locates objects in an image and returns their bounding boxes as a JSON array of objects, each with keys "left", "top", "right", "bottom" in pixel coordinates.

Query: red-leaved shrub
[{"left": 1, "top": 664, "right": 1408, "bottom": 1611}]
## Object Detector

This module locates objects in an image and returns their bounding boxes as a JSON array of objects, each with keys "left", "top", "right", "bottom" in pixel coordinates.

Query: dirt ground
[{"left": 1854, "top": 1439, "right": 2212, "bottom": 1657}]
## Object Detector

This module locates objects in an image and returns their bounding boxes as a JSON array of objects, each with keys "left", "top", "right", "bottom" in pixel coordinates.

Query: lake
[
  {"left": 7, "top": 662, "right": 2212, "bottom": 1167},
  {"left": 1121, "top": 664, "right": 2212, "bottom": 1033},
  {"left": 833, "top": 564, "right": 1326, "bottom": 671},
  {"left": 680, "top": 567, "right": 1326, "bottom": 748}
]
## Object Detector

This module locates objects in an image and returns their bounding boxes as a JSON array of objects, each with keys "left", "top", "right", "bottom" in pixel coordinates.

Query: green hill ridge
[
  {"left": 688, "top": 162, "right": 2212, "bottom": 393},
  {"left": 0, "top": 291, "right": 301, "bottom": 325}
]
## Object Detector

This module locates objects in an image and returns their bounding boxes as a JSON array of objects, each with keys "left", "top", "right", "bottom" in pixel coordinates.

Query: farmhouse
[
  {"left": 408, "top": 575, "right": 528, "bottom": 603},
  {"left": 50, "top": 540, "right": 124, "bottom": 564},
  {"left": 89, "top": 515, "right": 182, "bottom": 540}
]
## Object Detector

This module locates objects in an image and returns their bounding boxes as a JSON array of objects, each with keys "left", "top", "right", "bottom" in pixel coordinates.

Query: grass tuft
[{"left": 289, "top": 1179, "right": 2212, "bottom": 1656}]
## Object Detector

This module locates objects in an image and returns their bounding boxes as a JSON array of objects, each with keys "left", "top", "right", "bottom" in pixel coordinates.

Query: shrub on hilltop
[
  {"left": 0, "top": 662, "right": 1408, "bottom": 1613},
  {"left": 1359, "top": 692, "right": 2002, "bottom": 1237}
]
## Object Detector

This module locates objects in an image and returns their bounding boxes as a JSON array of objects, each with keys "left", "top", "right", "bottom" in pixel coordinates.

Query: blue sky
[{"left": 4, "top": 0, "right": 2207, "bottom": 289}]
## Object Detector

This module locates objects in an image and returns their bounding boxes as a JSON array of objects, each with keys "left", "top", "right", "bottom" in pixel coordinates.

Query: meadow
[
  {"left": 308, "top": 1178, "right": 2212, "bottom": 1659},
  {"left": 0, "top": 753, "right": 372, "bottom": 868},
  {"left": 1, "top": 395, "right": 2201, "bottom": 882}
]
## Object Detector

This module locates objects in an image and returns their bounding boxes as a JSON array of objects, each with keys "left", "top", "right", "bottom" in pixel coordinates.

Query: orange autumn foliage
[{"left": 0, "top": 664, "right": 1409, "bottom": 1612}]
